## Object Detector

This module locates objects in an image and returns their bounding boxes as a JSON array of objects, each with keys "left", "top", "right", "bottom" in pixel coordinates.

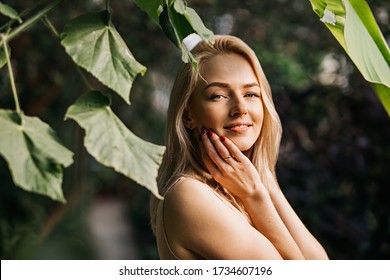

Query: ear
[{"left": 183, "top": 108, "right": 196, "bottom": 130}]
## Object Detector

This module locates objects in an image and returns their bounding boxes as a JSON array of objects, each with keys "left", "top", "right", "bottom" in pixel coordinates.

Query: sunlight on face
[{"left": 188, "top": 53, "right": 264, "bottom": 152}]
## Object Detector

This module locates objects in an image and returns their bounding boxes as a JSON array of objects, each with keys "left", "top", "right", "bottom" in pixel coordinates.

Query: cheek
[
  {"left": 257, "top": 101, "right": 265, "bottom": 119},
  {"left": 250, "top": 103, "right": 264, "bottom": 131},
  {"left": 192, "top": 105, "right": 224, "bottom": 127},
  {"left": 256, "top": 107, "right": 264, "bottom": 126}
]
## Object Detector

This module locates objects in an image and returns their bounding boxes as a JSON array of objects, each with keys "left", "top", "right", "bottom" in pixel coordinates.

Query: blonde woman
[{"left": 150, "top": 35, "right": 328, "bottom": 260}]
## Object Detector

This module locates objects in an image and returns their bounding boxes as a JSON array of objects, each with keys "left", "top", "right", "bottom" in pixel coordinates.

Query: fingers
[
  {"left": 219, "top": 135, "right": 247, "bottom": 163},
  {"left": 199, "top": 128, "right": 246, "bottom": 167},
  {"left": 198, "top": 128, "right": 264, "bottom": 198},
  {"left": 199, "top": 128, "right": 227, "bottom": 168},
  {"left": 198, "top": 129, "right": 220, "bottom": 176},
  {"left": 201, "top": 129, "right": 246, "bottom": 165}
]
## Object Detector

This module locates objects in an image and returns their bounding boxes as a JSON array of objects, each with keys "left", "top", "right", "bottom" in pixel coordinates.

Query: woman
[{"left": 150, "top": 34, "right": 328, "bottom": 260}]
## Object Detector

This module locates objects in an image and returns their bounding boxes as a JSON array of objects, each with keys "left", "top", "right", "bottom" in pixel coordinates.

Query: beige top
[{"left": 156, "top": 199, "right": 181, "bottom": 259}]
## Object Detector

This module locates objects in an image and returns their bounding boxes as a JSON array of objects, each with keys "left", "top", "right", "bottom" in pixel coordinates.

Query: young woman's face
[{"left": 187, "top": 53, "right": 264, "bottom": 152}]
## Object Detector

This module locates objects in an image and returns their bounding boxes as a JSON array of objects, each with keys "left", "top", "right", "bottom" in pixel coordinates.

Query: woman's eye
[
  {"left": 210, "top": 94, "right": 226, "bottom": 100},
  {"left": 245, "top": 92, "right": 260, "bottom": 98}
]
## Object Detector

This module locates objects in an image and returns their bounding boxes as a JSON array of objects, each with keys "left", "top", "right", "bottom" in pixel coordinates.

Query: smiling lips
[{"left": 223, "top": 123, "right": 252, "bottom": 132}]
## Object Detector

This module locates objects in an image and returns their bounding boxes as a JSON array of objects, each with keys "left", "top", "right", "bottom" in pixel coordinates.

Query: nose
[{"left": 230, "top": 96, "right": 247, "bottom": 117}]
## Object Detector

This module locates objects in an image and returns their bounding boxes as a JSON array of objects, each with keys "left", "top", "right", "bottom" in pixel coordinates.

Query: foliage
[
  {"left": 0, "top": 0, "right": 389, "bottom": 260},
  {"left": 65, "top": 91, "right": 165, "bottom": 199},
  {"left": 158, "top": 0, "right": 214, "bottom": 65},
  {"left": 309, "top": 0, "right": 390, "bottom": 114},
  {"left": 60, "top": 10, "right": 147, "bottom": 105},
  {"left": 0, "top": 2, "right": 21, "bottom": 23},
  {"left": 0, "top": 109, "right": 73, "bottom": 202},
  {"left": 0, "top": 0, "right": 213, "bottom": 202}
]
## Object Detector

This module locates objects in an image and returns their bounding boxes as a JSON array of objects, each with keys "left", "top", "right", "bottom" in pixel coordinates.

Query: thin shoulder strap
[{"left": 160, "top": 177, "right": 182, "bottom": 260}]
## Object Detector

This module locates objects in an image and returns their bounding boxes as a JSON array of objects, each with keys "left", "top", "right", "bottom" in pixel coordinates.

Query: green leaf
[
  {"left": 0, "top": 110, "right": 73, "bottom": 202},
  {"left": 65, "top": 91, "right": 165, "bottom": 199},
  {"left": 173, "top": 0, "right": 186, "bottom": 13},
  {"left": 159, "top": 3, "right": 192, "bottom": 48},
  {"left": 309, "top": 0, "right": 390, "bottom": 115},
  {"left": 309, "top": 0, "right": 346, "bottom": 49},
  {"left": 134, "top": 0, "right": 164, "bottom": 24},
  {"left": 372, "top": 83, "right": 390, "bottom": 116},
  {"left": 344, "top": 0, "right": 390, "bottom": 87},
  {"left": 60, "top": 11, "right": 146, "bottom": 105},
  {"left": 180, "top": 7, "right": 214, "bottom": 43},
  {"left": 0, "top": 2, "right": 22, "bottom": 23},
  {"left": 348, "top": 0, "right": 390, "bottom": 67},
  {"left": 159, "top": 0, "right": 214, "bottom": 64}
]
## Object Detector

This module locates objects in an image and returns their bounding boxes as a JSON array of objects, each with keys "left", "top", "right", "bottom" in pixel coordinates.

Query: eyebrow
[{"left": 204, "top": 82, "right": 260, "bottom": 90}]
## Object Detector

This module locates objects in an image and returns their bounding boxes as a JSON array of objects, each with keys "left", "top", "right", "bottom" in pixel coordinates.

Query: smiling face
[{"left": 186, "top": 53, "right": 264, "bottom": 152}]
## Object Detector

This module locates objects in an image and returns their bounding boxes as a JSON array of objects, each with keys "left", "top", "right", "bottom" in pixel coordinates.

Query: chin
[
  {"left": 226, "top": 132, "right": 259, "bottom": 152},
  {"left": 234, "top": 141, "right": 255, "bottom": 153}
]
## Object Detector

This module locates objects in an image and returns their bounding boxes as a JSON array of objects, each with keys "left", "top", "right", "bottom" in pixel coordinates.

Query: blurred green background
[{"left": 0, "top": 0, "right": 389, "bottom": 260}]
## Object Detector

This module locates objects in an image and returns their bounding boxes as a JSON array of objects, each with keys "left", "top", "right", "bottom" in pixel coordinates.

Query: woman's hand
[
  {"left": 198, "top": 127, "right": 305, "bottom": 259},
  {"left": 198, "top": 128, "right": 267, "bottom": 199}
]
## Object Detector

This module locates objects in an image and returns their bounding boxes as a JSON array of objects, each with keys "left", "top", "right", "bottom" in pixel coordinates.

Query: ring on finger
[{"left": 223, "top": 156, "right": 233, "bottom": 161}]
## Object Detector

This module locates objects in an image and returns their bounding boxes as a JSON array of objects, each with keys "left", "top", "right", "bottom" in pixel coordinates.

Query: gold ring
[{"left": 224, "top": 156, "right": 232, "bottom": 160}]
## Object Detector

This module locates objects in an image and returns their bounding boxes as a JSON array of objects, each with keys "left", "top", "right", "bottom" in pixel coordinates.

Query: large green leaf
[
  {"left": 176, "top": 4, "right": 214, "bottom": 43},
  {"left": 309, "top": 0, "right": 346, "bottom": 48},
  {"left": 348, "top": 0, "right": 390, "bottom": 66},
  {"left": 373, "top": 83, "right": 390, "bottom": 115},
  {"left": 159, "top": 0, "right": 214, "bottom": 64},
  {"left": 0, "top": 110, "right": 73, "bottom": 202},
  {"left": 159, "top": 3, "right": 192, "bottom": 48},
  {"left": 134, "top": 0, "right": 164, "bottom": 24},
  {"left": 60, "top": 11, "right": 146, "bottom": 105},
  {"left": 344, "top": 0, "right": 390, "bottom": 87},
  {"left": 65, "top": 91, "right": 165, "bottom": 199},
  {"left": 309, "top": 0, "right": 390, "bottom": 115}
]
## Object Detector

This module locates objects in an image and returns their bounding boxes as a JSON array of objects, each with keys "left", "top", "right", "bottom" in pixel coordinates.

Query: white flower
[
  {"left": 320, "top": 8, "right": 336, "bottom": 25},
  {"left": 183, "top": 33, "right": 203, "bottom": 51}
]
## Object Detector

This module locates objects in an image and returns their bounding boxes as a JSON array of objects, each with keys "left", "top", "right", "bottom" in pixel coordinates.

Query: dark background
[{"left": 0, "top": 0, "right": 389, "bottom": 260}]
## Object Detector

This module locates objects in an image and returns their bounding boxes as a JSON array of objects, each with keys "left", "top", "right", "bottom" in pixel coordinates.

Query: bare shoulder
[
  {"left": 164, "top": 177, "right": 240, "bottom": 224},
  {"left": 163, "top": 177, "right": 282, "bottom": 260},
  {"left": 164, "top": 177, "right": 220, "bottom": 211}
]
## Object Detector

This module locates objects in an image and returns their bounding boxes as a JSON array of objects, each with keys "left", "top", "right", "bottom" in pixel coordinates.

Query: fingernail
[
  {"left": 220, "top": 135, "right": 226, "bottom": 142},
  {"left": 208, "top": 129, "right": 214, "bottom": 137},
  {"left": 201, "top": 127, "right": 207, "bottom": 135}
]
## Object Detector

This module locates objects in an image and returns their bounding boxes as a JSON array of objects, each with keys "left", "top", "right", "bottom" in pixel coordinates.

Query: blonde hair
[{"left": 150, "top": 35, "right": 282, "bottom": 233}]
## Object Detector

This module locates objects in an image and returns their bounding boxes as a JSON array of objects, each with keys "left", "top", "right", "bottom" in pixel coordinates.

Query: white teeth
[{"left": 227, "top": 125, "right": 248, "bottom": 129}]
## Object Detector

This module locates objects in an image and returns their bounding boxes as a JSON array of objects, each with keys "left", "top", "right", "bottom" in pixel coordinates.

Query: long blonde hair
[{"left": 150, "top": 35, "right": 282, "bottom": 233}]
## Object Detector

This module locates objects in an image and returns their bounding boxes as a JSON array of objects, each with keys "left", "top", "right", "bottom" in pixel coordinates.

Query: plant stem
[
  {"left": 1, "top": 35, "right": 20, "bottom": 113},
  {"left": 5, "top": 0, "right": 63, "bottom": 42},
  {"left": 43, "top": 17, "right": 93, "bottom": 91},
  {"left": 105, "top": 0, "right": 112, "bottom": 25},
  {"left": 42, "top": 16, "right": 59, "bottom": 37},
  {"left": 76, "top": 67, "right": 94, "bottom": 91},
  {"left": 0, "top": 0, "right": 49, "bottom": 33}
]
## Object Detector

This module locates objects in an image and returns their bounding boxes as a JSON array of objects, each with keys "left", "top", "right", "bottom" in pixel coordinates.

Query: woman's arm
[
  {"left": 238, "top": 187, "right": 306, "bottom": 259},
  {"left": 199, "top": 129, "right": 305, "bottom": 259},
  {"left": 162, "top": 178, "right": 284, "bottom": 259},
  {"left": 265, "top": 171, "right": 329, "bottom": 259}
]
